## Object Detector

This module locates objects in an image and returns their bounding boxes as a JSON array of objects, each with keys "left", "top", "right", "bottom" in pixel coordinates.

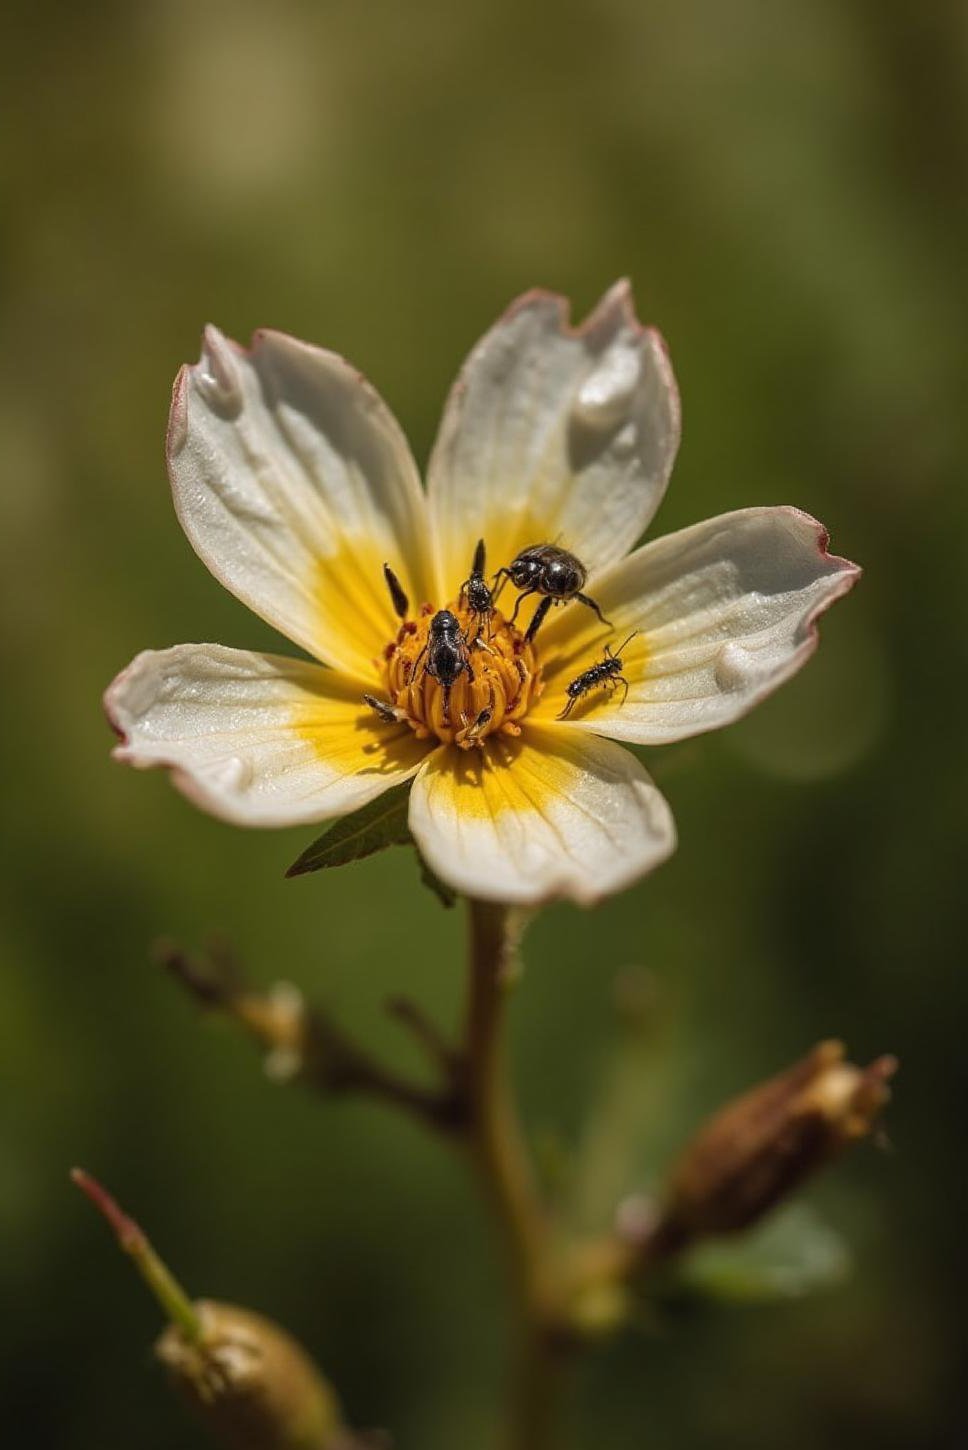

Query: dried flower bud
[
  {"left": 72, "top": 1169, "right": 350, "bottom": 1450},
  {"left": 661, "top": 1041, "right": 897, "bottom": 1239},
  {"left": 157, "top": 1300, "right": 344, "bottom": 1450}
]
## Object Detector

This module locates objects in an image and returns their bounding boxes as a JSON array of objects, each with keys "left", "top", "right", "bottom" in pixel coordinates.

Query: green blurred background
[{"left": 2, "top": 1, "right": 964, "bottom": 1445}]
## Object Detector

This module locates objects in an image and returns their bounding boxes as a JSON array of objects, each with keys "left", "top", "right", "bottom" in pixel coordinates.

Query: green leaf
[
  {"left": 675, "top": 1204, "right": 851, "bottom": 1305},
  {"left": 285, "top": 785, "right": 413, "bottom": 877}
]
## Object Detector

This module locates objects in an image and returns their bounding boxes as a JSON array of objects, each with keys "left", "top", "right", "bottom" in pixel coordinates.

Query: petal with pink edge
[
  {"left": 105, "top": 644, "right": 428, "bottom": 827},
  {"left": 407, "top": 726, "right": 676, "bottom": 906},
  {"left": 427, "top": 281, "right": 680, "bottom": 591},
  {"left": 167, "top": 327, "right": 436, "bottom": 682},
  {"left": 532, "top": 508, "right": 860, "bottom": 744}
]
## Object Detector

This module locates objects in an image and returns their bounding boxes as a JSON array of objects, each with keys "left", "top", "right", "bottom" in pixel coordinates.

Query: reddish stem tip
[{"left": 70, "top": 1167, "right": 145, "bottom": 1252}]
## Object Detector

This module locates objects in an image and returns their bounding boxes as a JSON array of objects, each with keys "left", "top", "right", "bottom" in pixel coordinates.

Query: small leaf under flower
[
  {"left": 673, "top": 1204, "right": 851, "bottom": 1305},
  {"left": 286, "top": 785, "right": 413, "bottom": 877}
]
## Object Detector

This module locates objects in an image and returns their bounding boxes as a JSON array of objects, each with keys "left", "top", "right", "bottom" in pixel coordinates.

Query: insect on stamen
[
  {"left": 419, "top": 610, "right": 473, "bottom": 726},
  {"left": 372, "top": 568, "right": 544, "bottom": 749},
  {"left": 459, "top": 538, "right": 495, "bottom": 643}
]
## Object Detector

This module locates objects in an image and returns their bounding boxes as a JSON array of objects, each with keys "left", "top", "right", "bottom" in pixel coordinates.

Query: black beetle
[
  {"left": 494, "top": 543, "right": 612, "bottom": 642},
  {"left": 414, "top": 609, "right": 473, "bottom": 721}
]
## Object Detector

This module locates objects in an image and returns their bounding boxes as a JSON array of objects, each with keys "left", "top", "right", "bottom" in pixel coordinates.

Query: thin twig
[
  {"left": 155, "top": 940, "right": 463, "bottom": 1133},
  {"left": 385, "top": 994, "right": 458, "bottom": 1075}
]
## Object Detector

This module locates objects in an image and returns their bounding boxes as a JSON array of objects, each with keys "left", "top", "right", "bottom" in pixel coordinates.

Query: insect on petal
[{"left": 533, "top": 507, "right": 860, "bottom": 743}]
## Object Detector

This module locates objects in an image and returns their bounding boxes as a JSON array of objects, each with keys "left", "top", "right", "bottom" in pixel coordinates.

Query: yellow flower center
[{"left": 381, "top": 601, "right": 544, "bottom": 749}]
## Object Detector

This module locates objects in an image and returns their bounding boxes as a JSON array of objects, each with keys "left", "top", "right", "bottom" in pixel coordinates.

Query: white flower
[{"left": 105, "top": 283, "right": 859, "bottom": 906}]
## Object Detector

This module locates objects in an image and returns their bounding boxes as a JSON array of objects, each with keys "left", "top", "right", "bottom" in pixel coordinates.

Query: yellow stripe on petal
[
  {"left": 428, "top": 282, "right": 680, "bottom": 593},
  {"left": 407, "top": 726, "right": 676, "bottom": 906},
  {"left": 289, "top": 666, "right": 429, "bottom": 776},
  {"left": 106, "top": 644, "right": 429, "bottom": 828},
  {"left": 168, "top": 326, "right": 436, "bottom": 681},
  {"left": 312, "top": 539, "right": 432, "bottom": 687},
  {"left": 532, "top": 507, "right": 860, "bottom": 744}
]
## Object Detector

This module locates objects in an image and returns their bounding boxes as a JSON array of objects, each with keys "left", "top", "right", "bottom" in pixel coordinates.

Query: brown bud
[
  {"left": 157, "top": 1301, "right": 345, "bottom": 1450},
  {"left": 72, "top": 1168, "right": 354, "bottom": 1450},
  {"left": 661, "top": 1040, "right": 896, "bottom": 1240}
]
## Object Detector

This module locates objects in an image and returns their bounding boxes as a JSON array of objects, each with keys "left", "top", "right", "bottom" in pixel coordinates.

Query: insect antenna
[{"left": 611, "top": 630, "right": 640, "bottom": 658}]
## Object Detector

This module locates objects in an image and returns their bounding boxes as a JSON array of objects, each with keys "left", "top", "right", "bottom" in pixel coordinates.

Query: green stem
[
  {"left": 71, "top": 1168, "right": 203, "bottom": 1343},
  {"left": 463, "top": 900, "right": 564, "bottom": 1450}
]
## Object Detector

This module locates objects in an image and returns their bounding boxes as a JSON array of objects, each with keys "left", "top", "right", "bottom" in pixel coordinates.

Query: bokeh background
[{"left": 2, "top": 2, "right": 964, "bottom": 1446}]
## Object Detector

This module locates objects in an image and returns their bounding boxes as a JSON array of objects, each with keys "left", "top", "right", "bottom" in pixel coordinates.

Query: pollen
[{"left": 381, "top": 602, "right": 544, "bottom": 749}]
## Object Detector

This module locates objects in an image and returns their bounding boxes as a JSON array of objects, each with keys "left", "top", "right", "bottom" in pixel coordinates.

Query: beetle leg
[
  {"left": 524, "top": 595, "right": 553, "bottom": 643},
  {"left": 575, "top": 592, "right": 613, "bottom": 628},
  {"left": 508, "top": 587, "right": 535, "bottom": 626},
  {"left": 491, "top": 567, "right": 511, "bottom": 605}
]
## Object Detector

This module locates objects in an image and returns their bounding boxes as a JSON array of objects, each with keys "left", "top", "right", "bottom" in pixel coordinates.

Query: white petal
[
  {"left": 407, "top": 727, "right": 676, "bottom": 907},
  {"left": 532, "top": 508, "right": 860, "bottom": 743},
  {"left": 105, "top": 644, "right": 428, "bottom": 827},
  {"left": 167, "top": 327, "right": 435, "bottom": 681},
  {"left": 427, "top": 281, "right": 680, "bottom": 590}
]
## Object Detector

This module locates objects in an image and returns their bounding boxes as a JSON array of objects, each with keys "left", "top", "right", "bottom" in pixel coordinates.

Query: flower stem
[
  {"left": 463, "top": 900, "right": 565, "bottom": 1450},
  {"left": 70, "top": 1168, "right": 203, "bottom": 1344}
]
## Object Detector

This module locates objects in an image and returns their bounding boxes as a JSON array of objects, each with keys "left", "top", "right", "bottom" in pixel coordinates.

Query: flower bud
[
  {"left": 661, "top": 1040, "right": 896, "bottom": 1239},
  {"left": 72, "top": 1169, "right": 350, "bottom": 1450},
  {"left": 157, "top": 1300, "right": 344, "bottom": 1450}
]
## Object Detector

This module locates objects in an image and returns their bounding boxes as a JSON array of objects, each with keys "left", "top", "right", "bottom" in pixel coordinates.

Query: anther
[
  {"left": 383, "top": 563, "right": 410, "bottom": 619},
  {"left": 362, "top": 693, "right": 402, "bottom": 723},
  {"left": 457, "top": 705, "right": 493, "bottom": 750}
]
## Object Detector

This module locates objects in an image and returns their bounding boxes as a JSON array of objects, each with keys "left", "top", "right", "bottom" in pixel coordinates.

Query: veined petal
[
  {"left": 167, "top": 327, "right": 436, "bottom": 682},
  {"left": 532, "top": 508, "right": 859, "bottom": 743},
  {"left": 427, "top": 281, "right": 680, "bottom": 590},
  {"left": 407, "top": 727, "right": 676, "bottom": 907},
  {"left": 105, "top": 644, "right": 428, "bottom": 827}
]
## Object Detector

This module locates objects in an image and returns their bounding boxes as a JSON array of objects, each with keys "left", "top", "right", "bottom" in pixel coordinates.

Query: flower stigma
[{"left": 380, "top": 600, "right": 544, "bottom": 750}]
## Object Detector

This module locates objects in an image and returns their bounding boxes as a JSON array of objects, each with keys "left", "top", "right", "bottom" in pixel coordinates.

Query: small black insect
[
  {"left": 557, "top": 632, "right": 638, "bottom": 719},
  {"left": 493, "top": 543, "right": 612, "bottom": 643},
  {"left": 414, "top": 609, "right": 474, "bottom": 721},
  {"left": 459, "top": 538, "right": 494, "bottom": 641}
]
